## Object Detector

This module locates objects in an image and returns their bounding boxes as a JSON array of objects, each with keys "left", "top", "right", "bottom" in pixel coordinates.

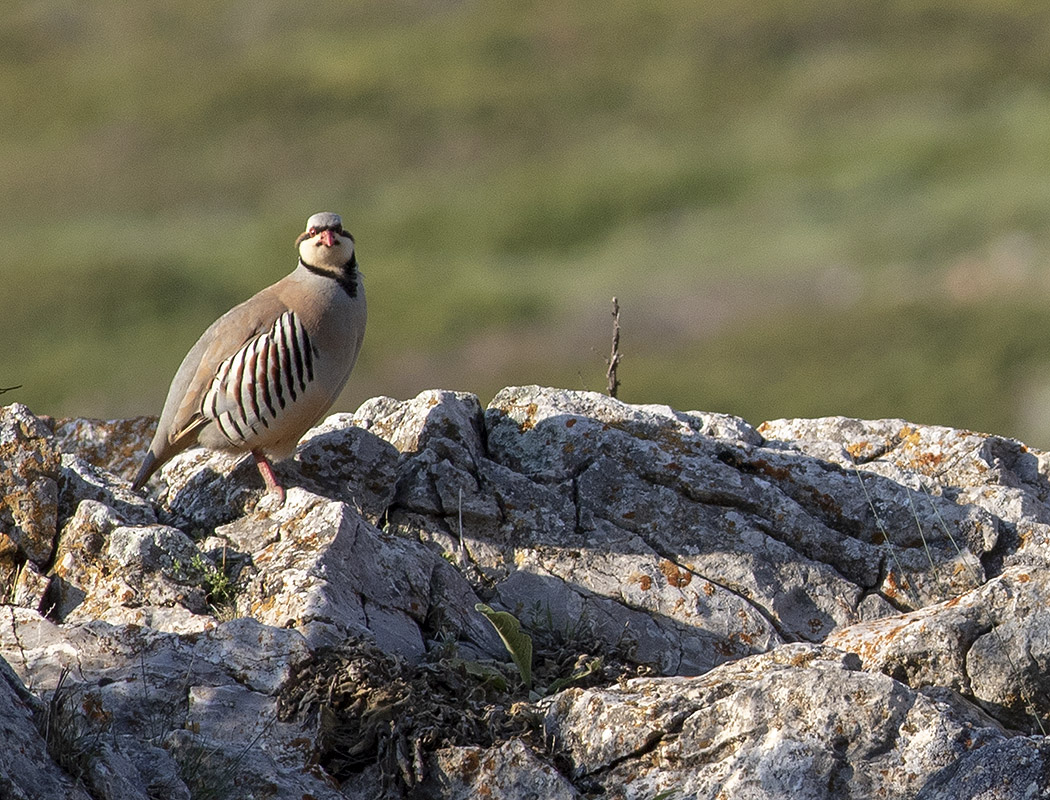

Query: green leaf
[{"left": 475, "top": 603, "right": 533, "bottom": 688}]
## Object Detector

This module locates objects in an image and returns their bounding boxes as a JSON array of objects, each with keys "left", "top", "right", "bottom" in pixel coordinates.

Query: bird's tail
[{"left": 130, "top": 451, "right": 160, "bottom": 491}]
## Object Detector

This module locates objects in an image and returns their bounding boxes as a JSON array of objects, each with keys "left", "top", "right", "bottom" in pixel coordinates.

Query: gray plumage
[{"left": 132, "top": 212, "right": 366, "bottom": 497}]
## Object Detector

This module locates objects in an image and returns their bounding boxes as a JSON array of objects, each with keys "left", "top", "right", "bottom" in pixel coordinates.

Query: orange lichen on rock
[{"left": 659, "top": 559, "right": 693, "bottom": 588}]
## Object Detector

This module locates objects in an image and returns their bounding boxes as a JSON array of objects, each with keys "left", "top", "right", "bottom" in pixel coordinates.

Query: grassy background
[{"left": 7, "top": 1, "right": 1050, "bottom": 445}]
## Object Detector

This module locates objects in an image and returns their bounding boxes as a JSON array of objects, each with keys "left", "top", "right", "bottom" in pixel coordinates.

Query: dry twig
[{"left": 606, "top": 298, "right": 621, "bottom": 398}]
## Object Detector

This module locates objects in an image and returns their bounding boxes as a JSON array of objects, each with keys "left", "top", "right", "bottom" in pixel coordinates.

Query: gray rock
[
  {"left": 223, "top": 488, "right": 502, "bottom": 659},
  {"left": 49, "top": 415, "right": 157, "bottom": 484},
  {"left": 59, "top": 453, "right": 157, "bottom": 527},
  {"left": 49, "top": 498, "right": 212, "bottom": 625},
  {"left": 0, "top": 608, "right": 332, "bottom": 799},
  {"left": 8, "top": 559, "right": 49, "bottom": 610},
  {"left": 294, "top": 412, "right": 400, "bottom": 524},
  {"left": 421, "top": 739, "right": 579, "bottom": 800},
  {"left": 6, "top": 386, "right": 1050, "bottom": 798},
  {"left": 483, "top": 389, "right": 994, "bottom": 631},
  {"left": 828, "top": 565, "right": 1050, "bottom": 733},
  {"left": 915, "top": 735, "right": 1050, "bottom": 800},
  {"left": 543, "top": 644, "right": 1005, "bottom": 800},
  {"left": 0, "top": 404, "right": 60, "bottom": 574},
  {"left": 0, "top": 655, "right": 94, "bottom": 800},
  {"left": 151, "top": 447, "right": 264, "bottom": 531}
]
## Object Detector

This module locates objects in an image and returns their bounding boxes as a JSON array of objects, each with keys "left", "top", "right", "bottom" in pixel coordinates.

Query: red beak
[{"left": 318, "top": 230, "right": 337, "bottom": 247}]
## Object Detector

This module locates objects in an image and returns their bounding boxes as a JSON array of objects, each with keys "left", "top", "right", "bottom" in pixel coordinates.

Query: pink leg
[{"left": 252, "top": 451, "right": 286, "bottom": 504}]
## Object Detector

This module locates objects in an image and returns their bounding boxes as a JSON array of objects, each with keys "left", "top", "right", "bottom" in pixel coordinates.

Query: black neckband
[{"left": 300, "top": 252, "right": 358, "bottom": 298}]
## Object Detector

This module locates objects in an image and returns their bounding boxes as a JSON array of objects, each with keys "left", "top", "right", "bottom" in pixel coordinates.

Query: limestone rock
[
  {"left": 915, "top": 735, "right": 1050, "bottom": 800},
  {"left": 7, "top": 559, "right": 49, "bottom": 609},
  {"left": 221, "top": 487, "right": 502, "bottom": 658},
  {"left": 421, "top": 739, "right": 579, "bottom": 800},
  {"left": 0, "top": 607, "right": 331, "bottom": 800},
  {"left": 0, "top": 404, "right": 61, "bottom": 580},
  {"left": 294, "top": 412, "right": 400, "bottom": 524},
  {"left": 829, "top": 566, "right": 1050, "bottom": 731},
  {"left": 59, "top": 453, "right": 156, "bottom": 527},
  {"left": 0, "top": 655, "right": 94, "bottom": 800},
  {"left": 145, "top": 409, "right": 400, "bottom": 532},
  {"left": 48, "top": 498, "right": 212, "bottom": 627},
  {"left": 49, "top": 415, "right": 156, "bottom": 483},
  {"left": 151, "top": 447, "right": 264, "bottom": 531},
  {"left": 4, "top": 387, "right": 1050, "bottom": 798},
  {"left": 543, "top": 644, "right": 1005, "bottom": 799}
]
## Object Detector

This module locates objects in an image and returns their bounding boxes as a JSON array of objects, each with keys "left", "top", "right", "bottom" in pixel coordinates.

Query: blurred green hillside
[{"left": 7, "top": 0, "right": 1050, "bottom": 445}]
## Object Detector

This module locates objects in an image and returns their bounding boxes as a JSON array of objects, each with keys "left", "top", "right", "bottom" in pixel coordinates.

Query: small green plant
[
  {"left": 190, "top": 553, "right": 236, "bottom": 613},
  {"left": 173, "top": 726, "right": 269, "bottom": 800},
  {"left": 448, "top": 656, "right": 511, "bottom": 692},
  {"left": 545, "top": 657, "right": 603, "bottom": 695},
  {"left": 36, "top": 669, "right": 110, "bottom": 788},
  {"left": 475, "top": 603, "right": 533, "bottom": 688},
  {"left": 177, "top": 741, "right": 235, "bottom": 800}
]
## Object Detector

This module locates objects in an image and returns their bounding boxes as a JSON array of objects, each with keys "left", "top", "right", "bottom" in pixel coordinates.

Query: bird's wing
[
  {"left": 164, "top": 291, "right": 290, "bottom": 450},
  {"left": 198, "top": 308, "right": 318, "bottom": 447}
]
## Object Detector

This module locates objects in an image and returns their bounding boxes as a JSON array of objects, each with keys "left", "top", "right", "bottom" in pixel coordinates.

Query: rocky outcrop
[{"left": 2, "top": 387, "right": 1050, "bottom": 798}]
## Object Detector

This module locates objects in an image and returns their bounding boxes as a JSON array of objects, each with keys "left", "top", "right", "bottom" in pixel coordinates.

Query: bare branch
[{"left": 606, "top": 297, "right": 621, "bottom": 398}]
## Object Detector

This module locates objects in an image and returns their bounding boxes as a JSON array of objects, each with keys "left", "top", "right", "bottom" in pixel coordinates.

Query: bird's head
[{"left": 296, "top": 211, "right": 355, "bottom": 270}]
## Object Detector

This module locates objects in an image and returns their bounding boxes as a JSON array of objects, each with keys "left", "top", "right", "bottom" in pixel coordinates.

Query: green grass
[
  {"left": 5, "top": 1, "right": 1050, "bottom": 445},
  {"left": 622, "top": 298, "right": 1050, "bottom": 437}
]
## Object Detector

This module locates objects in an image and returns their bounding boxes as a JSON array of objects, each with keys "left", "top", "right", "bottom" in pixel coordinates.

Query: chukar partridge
[{"left": 132, "top": 212, "right": 366, "bottom": 502}]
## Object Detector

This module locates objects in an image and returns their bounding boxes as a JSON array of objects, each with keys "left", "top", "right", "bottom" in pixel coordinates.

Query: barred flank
[{"left": 202, "top": 311, "right": 317, "bottom": 447}]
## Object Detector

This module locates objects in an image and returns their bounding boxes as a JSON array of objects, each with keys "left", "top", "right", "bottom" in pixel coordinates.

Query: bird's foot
[{"left": 252, "top": 451, "right": 286, "bottom": 506}]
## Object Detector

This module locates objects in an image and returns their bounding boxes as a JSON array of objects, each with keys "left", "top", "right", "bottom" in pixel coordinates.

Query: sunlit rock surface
[{"left": 2, "top": 387, "right": 1050, "bottom": 799}]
